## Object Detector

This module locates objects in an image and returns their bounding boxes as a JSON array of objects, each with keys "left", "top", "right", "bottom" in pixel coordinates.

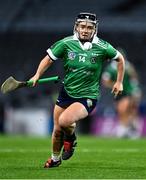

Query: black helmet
[{"left": 76, "top": 12, "right": 98, "bottom": 25}]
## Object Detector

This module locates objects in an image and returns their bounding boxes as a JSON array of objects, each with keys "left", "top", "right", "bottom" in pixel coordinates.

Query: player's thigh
[
  {"left": 116, "top": 96, "right": 131, "bottom": 113},
  {"left": 59, "top": 102, "right": 88, "bottom": 127}
]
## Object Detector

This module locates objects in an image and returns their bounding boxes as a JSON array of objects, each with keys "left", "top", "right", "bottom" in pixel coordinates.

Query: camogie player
[
  {"left": 30, "top": 12, "right": 125, "bottom": 168},
  {"left": 102, "top": 48, "right": 142, "bottom": 138}
]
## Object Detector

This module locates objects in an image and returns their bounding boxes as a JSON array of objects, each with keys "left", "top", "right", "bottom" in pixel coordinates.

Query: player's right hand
[
  {"left": 111, "top": 81, "right": 123, "bottom": 98},
  {"left": 29, "top": 74, "right": 40, "bottom": 87}
]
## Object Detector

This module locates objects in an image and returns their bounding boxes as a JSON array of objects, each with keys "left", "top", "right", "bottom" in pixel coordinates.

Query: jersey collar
[{"left": 73, "top": 33, "right": 99, "bottom": 44}]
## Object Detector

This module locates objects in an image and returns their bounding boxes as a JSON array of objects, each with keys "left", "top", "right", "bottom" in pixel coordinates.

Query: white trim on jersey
[
  {"left": 73, "top": 33, "right": 78, "bottom": 40},
  {"left": 112, "top": 50, "right": 120, "bottom": 60},
  {"left": 79, "top": 41, "right": 85, "bottom": 50},
  {"left": 92, "top": 35, "right": 99, "bottom": 44},
  {"left": 46, "top": 48, "right": 58, "bottom": 61}
]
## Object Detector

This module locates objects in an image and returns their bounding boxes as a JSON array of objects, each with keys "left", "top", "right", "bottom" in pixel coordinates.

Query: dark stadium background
[{"left": 0, "top": 0, "right": 146, "bottom": 135}]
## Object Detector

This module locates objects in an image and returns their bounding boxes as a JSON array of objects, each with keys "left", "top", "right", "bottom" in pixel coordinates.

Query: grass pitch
[{"left": 0, "top": 135, "right": 146, "bottom": 179}]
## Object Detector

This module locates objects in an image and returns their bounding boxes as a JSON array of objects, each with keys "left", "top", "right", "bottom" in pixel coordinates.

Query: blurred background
[{"left": 0, "top": 0, "right": 146, "bottom": 137}]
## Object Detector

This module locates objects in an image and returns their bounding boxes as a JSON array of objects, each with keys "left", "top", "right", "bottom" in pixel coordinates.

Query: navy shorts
[
  {"left": 56, "top": 86, "right": 97, "bottom": 114},
  {"left": 115, "top": 92, "right": 131, "bottom": 101}
]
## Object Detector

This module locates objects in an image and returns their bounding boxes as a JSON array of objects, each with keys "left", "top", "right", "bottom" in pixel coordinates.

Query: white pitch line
[
  {"left": 0, "top": 148, "right": 144, "bottom": 153},
  {"left": 80, "top": 148, "right": 143, "bottom": 153}
]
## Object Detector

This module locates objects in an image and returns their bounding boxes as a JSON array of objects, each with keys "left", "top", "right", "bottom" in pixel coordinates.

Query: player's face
[{"left": 76, "top": 21, "right": 96, "bottom": 42}]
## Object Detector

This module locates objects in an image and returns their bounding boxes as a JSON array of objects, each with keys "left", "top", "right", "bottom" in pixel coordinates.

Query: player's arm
[
  {"left": 30, "top": 55, "right": 53, "bottom": 86},
  {"left": 30, "top": 39, "right": 65, "bottom": 86},
  {"left": 112, "top": 52, "right": 125, "bottom": 97}
]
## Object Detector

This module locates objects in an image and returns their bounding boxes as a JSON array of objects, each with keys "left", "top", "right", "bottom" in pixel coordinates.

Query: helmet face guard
[{"left": 74, "top": 12, "right": 98, "bottom": 40}]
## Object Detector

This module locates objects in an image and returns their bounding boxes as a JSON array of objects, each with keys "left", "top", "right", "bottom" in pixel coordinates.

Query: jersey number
[{"left": 79, "top": 56, "right": 86, "bottom": 62}]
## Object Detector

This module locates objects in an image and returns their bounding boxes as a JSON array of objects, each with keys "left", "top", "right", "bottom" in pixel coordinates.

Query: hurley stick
[{"left": 1, "top": 76, "right": 60, "bottom": 94}]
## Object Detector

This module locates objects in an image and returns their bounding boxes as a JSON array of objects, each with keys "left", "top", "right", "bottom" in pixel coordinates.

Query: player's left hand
[{"left": 111, "top": 81, "right": 123, "bottom": 98}]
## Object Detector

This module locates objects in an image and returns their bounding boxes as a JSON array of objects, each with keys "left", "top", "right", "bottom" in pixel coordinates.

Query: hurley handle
[{"left": 26, "top": 76, "right": 60, "bottom": 86}]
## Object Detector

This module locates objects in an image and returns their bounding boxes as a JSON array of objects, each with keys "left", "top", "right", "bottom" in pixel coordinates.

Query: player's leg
[
  {"left": 116, "top": 96, "right": 131, "bottom": 126},
  {"left": 116, "top": 96, "right": 133, "bottom": 137},
  {"left": 44, "top": 105, "right": 65, "bottom": 168},
  {"left": 59, "top": 102, "right": 88, "bottom": 160},
  {"left": 126, "top": 97, "right": 141, "bottom": 138}
]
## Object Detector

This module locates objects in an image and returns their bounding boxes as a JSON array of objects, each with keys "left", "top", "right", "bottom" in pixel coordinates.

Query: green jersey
[
  {"left": 47, "top": 34, "right": 118, "bottom": 99},
  {"left": 103, "top": 60, "right": 141, "bottom": 96}
]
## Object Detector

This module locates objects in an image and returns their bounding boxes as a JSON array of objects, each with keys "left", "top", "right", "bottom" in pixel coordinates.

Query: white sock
[{"left": 51, "top": 153, "right": 60, "bottom": 162}]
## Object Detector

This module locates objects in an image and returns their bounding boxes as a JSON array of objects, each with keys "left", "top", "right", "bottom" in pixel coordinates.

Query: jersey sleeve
[
  {"left": 105, "top": 43, "right": 119, "bottom": 60},
  {"left": 46, "top": 39, "right": 65, "bottom": 60}
]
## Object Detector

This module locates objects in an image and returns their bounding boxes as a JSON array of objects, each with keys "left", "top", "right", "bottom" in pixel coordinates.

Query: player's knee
[{"left": 59, "top": 115, "right": 70, "bottom": 128}]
